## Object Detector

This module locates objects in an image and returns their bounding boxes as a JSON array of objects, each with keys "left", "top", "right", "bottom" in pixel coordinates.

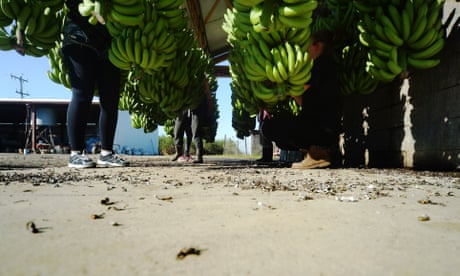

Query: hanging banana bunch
[
  {"left": 0, "top": 0, "right": 65, "bottom": 57},
  {"left": 356, "top": 0, "right": 446, "bottom": 82},
  {"left": 78, "top": 0, "right": 144, "bottom": 26},
  {"left": 224, "top": 0, "right": 318, "bottom": 121},
  {"left": 120, "top": 80, "right": 167, "bottom": 133},
  {"left": 231, "top": 91, "right": 256, "bottom": 139},
  {"left": 107, "top": 1, "right": 180, "bottom": 76},
  {"left": 46, "top": 43, "right": 71, "bottom": 89},
  {"left": 339, "top": 43, "right": 379, "bottom": 95}
]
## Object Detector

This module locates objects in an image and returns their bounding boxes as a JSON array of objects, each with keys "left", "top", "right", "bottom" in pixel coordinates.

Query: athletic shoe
[
  {"left": 97, "top": 153, "right": 130, "bottom": 167},
  {"left": 68, "top": 153, "right": 96, "bottom": 168},
  {"left": 177, "top": 155, "right": 193, "bottom": 162}
]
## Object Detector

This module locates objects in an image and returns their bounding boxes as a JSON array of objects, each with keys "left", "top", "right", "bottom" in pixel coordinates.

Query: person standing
[
  {"left": 62, "top": 0, "right": 129, "bottom": 168},
  {"left": 171, "top": 105, "right": 205, "bottom": 164},
  {"left": 260, "top": 30, "right": 343, "bottom": 169},
  {"left": 190, "top": 101, "right": 206, "bottom": 164},
  {"left": 256, "top": 109, "right": 273, "bottom": 163},
  {"left": 171, "top": 110, "right": 193, "bottom": 162}
]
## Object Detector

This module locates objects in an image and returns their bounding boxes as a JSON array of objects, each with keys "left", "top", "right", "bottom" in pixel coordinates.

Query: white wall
[{"left": 114, "top": 111, "right": 159, "bottom": 155}]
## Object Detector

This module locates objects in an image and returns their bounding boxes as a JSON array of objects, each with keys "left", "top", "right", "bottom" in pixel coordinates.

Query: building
[{"left": 0, "top": 98, "right": 159, "bottom": 155}]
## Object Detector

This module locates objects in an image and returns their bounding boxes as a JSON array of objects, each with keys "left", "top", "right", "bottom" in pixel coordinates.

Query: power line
[{"left": 11, "top": 74, "right": 29, "bottom": 98}]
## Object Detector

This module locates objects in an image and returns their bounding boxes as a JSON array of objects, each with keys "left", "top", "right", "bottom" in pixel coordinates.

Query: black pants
[
  {"left": 191, "top": 109, "right": 204, "bottom": 156},
  {"left": 174, "top": 111, "right": 193, "bottom": 155},
  {"left": 260, "top": 115, "right": 339, "bottom": 151},
  {"left": 174, "top": 109, "right": 203, "bottom": 156},
  {"left": 63, "top": 45, "right": 121, "bottom": 152}
]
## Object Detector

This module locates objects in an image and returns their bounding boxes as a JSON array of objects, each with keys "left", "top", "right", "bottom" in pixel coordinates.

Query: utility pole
[{"left": 11, "top": 74, "right": 29, "bottom": 98}]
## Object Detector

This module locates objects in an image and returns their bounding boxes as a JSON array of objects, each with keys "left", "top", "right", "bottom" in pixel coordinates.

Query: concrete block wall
[{"left": 341, "top": 2, "right": 459, "bottom": 170}]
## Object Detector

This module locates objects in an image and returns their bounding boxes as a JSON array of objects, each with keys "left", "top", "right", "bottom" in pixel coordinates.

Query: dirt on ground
[{"left": 0, "top": 153, "right": 459, "bottom": 276}]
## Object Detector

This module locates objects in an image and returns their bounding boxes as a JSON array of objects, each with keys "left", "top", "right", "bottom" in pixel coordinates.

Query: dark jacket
[{"left": 63, "top": 0, "right": 112, "bottom": 52}]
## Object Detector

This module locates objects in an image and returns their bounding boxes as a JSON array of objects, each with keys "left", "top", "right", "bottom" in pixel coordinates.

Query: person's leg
[
  {"left": 172, "top": 114, "right": 186, "bottom": 161},
  {"left": 63, "top": 45, "right": 97, "bottom": 168},
  {"left": 191, "top": 111, "right": 203, "bottom": 163},
  {"left": 260, "top": 117, "right": 300, "bottom": 151},
  {"left": 184, "top": 115, "right": 193, "bottom": 159},
  {"left": 94, "top": 54, "right": 129, "bottom": 167},
  {"left": 257, "top": 131, "right": 273, "bottom": 162},
  {"left": 64, "top": 45, "right": 97, "bottom": 153},
  {"left": 96, "top": 54, "right": 121, "bottom": 153},
  {"left": 291, "top": 126, "right": 339, "bottom": 169}
]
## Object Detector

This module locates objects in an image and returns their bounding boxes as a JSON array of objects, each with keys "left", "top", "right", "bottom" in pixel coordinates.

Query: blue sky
[{"left": 0, "top": 50, "right": 239, "bottom": 141}]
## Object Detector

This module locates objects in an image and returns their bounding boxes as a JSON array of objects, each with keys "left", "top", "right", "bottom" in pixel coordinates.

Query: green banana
[
  {"left": 368, "top": 51, "right": 387, "bottom": 70},
  {"left": 278, "top": 1, "right": 318, "bottom": 17},
  {"left": 409, "top": 28, "right": 437, "bottom": 51},
  {"left": 387, "top": 59, "right": 402, "bottom": 75},
  {"left": 376, "top": 11, "right": 398, "bottom": 36},
  {"left": 373, "top": 24, "right": 390, "bottom": 44},
  {"left": 359, "top": 32, "right": 370, "bottom": 48},
  {"left": 383, "top": 26, "right": 404, "bottom": 47},
  {"left": 156, "top": 0, "right": 184, "bottom": 10},
  {"left": 265, "top": 60, "right": 277, "bottom": 83},
  {"left": 109, "top": 7, "right": 143, "bottom": 26},
  {"left": 409, "top": 37, "right": 444, "bottom": 60},
  {"left": 407, "top": 57, "right": 440, "bottom": 70},
  {"left": 370, "top": 34, "right": 393, "bottom": 52},
  {"left": 273, "top": 47, "right": 288, "bottom": 81},
  {"left": 353, "top": 1, "right": 375, "bottom": 14},
  {"left": 284, "top": 41, "right": 295, "bottom": 73},
  {"left": 404, "top": 0, "right": 414, "bottom": 24},
  {"left": 407, "top": 19, "right": 427, "bottom": 45},
  {"left": 277, "top": 14, "right": 312, "bottom": 29},
  {"left": 111, "top": 1, "right": 144, "bottom": 17},
  {"left": 386, "top": 4, "right": 402, "bottom": 35},
  {"left": 401, "top": 8, "right": 411, "bottom": 41}
]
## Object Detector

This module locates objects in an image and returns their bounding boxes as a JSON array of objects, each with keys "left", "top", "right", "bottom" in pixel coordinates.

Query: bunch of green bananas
[
  {"left": 223, "top": 0, "right": 317, "bottom": 120},
  {"left": 1, "top": 0, "right": 218, "bottom": 136},
  {"left": 339, "top": 44, "right": 379, "bottom": 95},
  {"left": 352, "top": 0, "right": 394, "bottom": 14},
  {"left": 0, "top": 0, "right": 64, "bottom": 57},
  {"left": 119, "top": 81, "right": 167, "bottom": 133},
  {"left": 247, "top": 0, "right": 317, "bottom": 31},
  {"left": 129, "top": 111, "right": 159, "bottom": 133},
  {"left": 312, "top": 0, "right": 357, "bottom": 46},
  {"left": 46, "top": 44, "right": 71, "bottom": 89},
  {"left": 108, "top": 1, "right": 184, "bottom": 74},
  {"left": 78, "top": 0, "right": 144, "bottom": 26},
  {"left": 154, "top": 0, "right": 188, "bottom": 30},
  {"left": 120, "top": 43, "right": 217, "bottom": 134},
  {"left": 222, "top": 3, "right": 252, "bottom": 43},
  {"left": 107, "top": 0, "right": 219, "bottom": 135},
  {"left": 108, "top": 19, "right": 177, "bottom": 73},
  {"left": 231, "top": 92, "right": 256, "bottom": 139},
  {"left": 357, "top": 0, "right": 446, "bottom": 82}
]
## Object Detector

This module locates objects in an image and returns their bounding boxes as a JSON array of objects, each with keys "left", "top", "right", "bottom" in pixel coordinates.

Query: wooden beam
[
  {"left": 214, "top": 65, "right": 230, "bottom": 77},
  {"left": 204, "top": 0, "right": 221, "bottom": 24},
  {"left": 186, "top": 0, "right": 209, "bottom": 52},
  {"left": 223, "top": 0, "right": 233, "bottom": 8}
]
